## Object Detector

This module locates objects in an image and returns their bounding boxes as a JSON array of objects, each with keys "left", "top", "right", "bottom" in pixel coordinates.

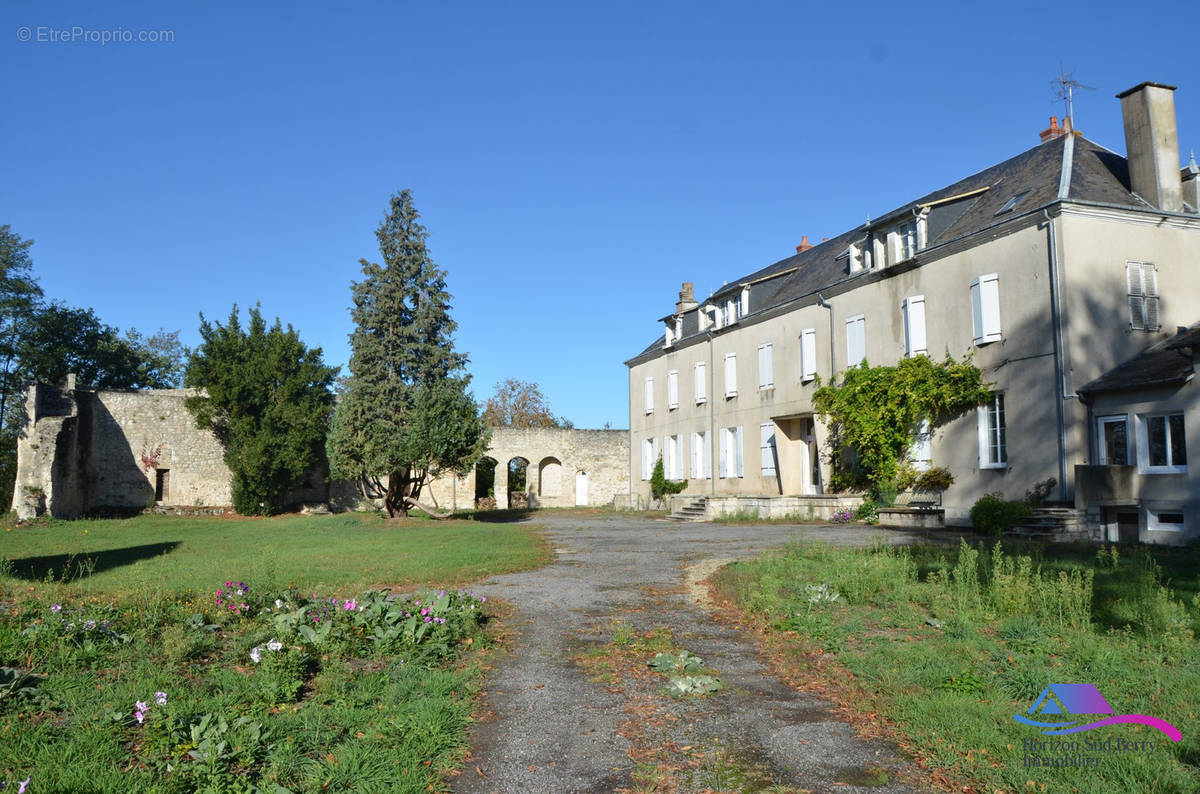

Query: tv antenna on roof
[{"left": 1051, "top": 65, "right": 1094, "bottom": 127}]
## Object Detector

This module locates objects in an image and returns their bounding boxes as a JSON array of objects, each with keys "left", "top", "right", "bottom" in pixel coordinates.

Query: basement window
[{"left": 155, "top": 469, "right": 170, "bottom": 502}]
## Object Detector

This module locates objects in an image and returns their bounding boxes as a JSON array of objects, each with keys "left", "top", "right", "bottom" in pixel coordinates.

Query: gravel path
[{"left": 455, "top": 513, "right": 942, "bottom": 794}]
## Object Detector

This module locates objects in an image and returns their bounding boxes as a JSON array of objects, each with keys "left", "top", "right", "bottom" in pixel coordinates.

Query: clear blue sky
[{"left": 3, "top": 1, "right": 1196, "bottom": 429}]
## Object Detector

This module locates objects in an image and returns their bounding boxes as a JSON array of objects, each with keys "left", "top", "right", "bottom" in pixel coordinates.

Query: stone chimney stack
[
  {"left": 1117, "top": 82, "right": 1184, "bottom": 212},
  {"left": 676, "top": 282, "right": 698, "bottom": 314}
]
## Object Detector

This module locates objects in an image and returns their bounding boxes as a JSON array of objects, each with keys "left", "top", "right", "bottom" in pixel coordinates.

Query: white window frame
[
  {"left": 897, "top": 221, "right": 918, "bottom": 261},
  {"left": 644, "top": 376, "right": 654, "bottom": 414},
  {"left": 757, "top": 343, "right": 774, "bottom": 390},
  {"left": 971, "top": 274, "right": 1002, "bottom": 345},
  {"left": 1126, "top": 262, "right": 1161, "bottom": 332},
  {"left": 977, "top": 392, "right": 1007, "bottom": 469},
  {"left": 845, "top": 314, "right": 866, "bottom": 368},
  {"left": 719, "top": 425, "right": 743, "bottom": 478},
  {"left": 800, "top": 328, "right": 817, "bottom": 383},
  {"left": 903, "top": 295, "right": 927, "bottom": 357},
  {"left": 910, "top": 419, "right": 932, "bottom": 470},
  {"left": 724, "top": 352, "right": 737, "bottom": 398},
  {"left": 760, "top": 422, "right": 777, "bottom": 476},
  {"left": 667, "top": 370, "right": 678, "bottom": 410},
  {"left": 694, "top": 361, "right": 706, "bottom": 404},
  {"left": 1147, "top": 507, "right": 1185, "bottom": 533},
  {"left": 1096, "top": 414, "right": 1131, "bottom": 466},
  {"left": 1136, "top": 413, "right": 1187, "bottom": 474},
  {"left": 641, "top": 438, "right": 655, "bottom": 480}
]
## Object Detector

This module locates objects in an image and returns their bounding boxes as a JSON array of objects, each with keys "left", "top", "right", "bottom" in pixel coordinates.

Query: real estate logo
[{"left": 1014, "top": 683, "right": 1181, "bottom": 741}]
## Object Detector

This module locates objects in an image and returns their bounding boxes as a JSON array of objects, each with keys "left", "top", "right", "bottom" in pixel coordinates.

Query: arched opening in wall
[
  {"left": 538, "top": 456, "right": 562, "bottom": 498},
  {"left": 507, "top": 456, "right": 530, "bottom": 508},
  {"left": 474, "top": 457, "right": 497, "bottom": 509}
]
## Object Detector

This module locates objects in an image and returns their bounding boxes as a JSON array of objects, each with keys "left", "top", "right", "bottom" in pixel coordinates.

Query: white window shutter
[
  {"left": 846, "top": 315, "right": 865, "bottom": 366},
  {"left": 729, "top": 429, "right": 739, "bottom": 479},
  {"left": 664, "top": 436, "right": 673, "bottom": 480},
  {"left": 690, "top": 433, "right": 699, "bottom": 478},
  {"left": 644, "top": 377, "right": 654, "bottom": 413},
  {"left": 760, "top": 423, "right": 776, "bottom": 475},
  {"left": 704, "top": 431, "right": 712, "bottom": 478},
  {"left": 667, "top": 370, "right": 678, "bottom": 409},
  {"left": 971, "top": 275, "right": 1001, "bottom": 344},
  {"left": 718, "top": 429, "right": 728, "bottom": 478},
  {"left": 641, "top": 439, "right": 651, "bottom": 480},
  {"left": 801, "top": 329, "right": 817, "bottom": 382},
  {"left": 904, "top": 296, "right": 927, "bottom": 356},
  {"left": 694, "top": 362, "right": 706, "bottom": 404},
  {"left": 724, "top": 353, "right": 737, "bottom": 397},
  {"left": 758, "top": 343, "right": 773, "bottom": 389},
  {"left": 740, "top": 288, "right": 750, "bottom": 317}
]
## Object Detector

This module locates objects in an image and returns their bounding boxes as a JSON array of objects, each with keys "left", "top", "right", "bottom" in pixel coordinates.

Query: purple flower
[
  {"left": 17, "top": 777, "right": 31, "bottom": 794},
  {"left": 50, "top": 603, "right": 61, "bottom": 613},
  {"left": 154, "top": 691, "right": 167, "bottom": 706},
  {"left": 250, "top": 647, "right": 262, "bottom": 664}
]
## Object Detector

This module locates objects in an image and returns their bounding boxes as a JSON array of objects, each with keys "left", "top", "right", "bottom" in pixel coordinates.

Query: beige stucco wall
[{"left": 628, "top": 205, "right": 1200, "bottom": 526}]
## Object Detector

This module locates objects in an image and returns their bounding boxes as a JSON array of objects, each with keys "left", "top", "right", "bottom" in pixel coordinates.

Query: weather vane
[{"left": 1051, "top": 65, "right": 1094, "bottom": 127}]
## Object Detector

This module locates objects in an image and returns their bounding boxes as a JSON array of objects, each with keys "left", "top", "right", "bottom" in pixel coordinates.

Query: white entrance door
[{"left": 575, "top": 471, "right": 588, "bottom": 506}]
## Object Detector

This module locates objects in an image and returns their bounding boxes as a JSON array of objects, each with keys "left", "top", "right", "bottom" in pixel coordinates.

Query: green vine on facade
[
  {"left": 812, "top": 354, "right": 991, "bottom": 497},
  {"left": 650, "top": 455, "right": 687, "bottom": 501}
]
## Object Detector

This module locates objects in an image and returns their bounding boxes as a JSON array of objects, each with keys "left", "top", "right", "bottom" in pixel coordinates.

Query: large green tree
[
  {"left": 185, "top": 305, "right": 337, "bottom": 515},
  {"left": 483, "top": 377, "right": 573, "bottom": 428},
  {"left": 0, "top": 226, "right": 44, "bottom": 433},
  {"left": 327, "top": 190, "right": 488, "bottom": 518}
]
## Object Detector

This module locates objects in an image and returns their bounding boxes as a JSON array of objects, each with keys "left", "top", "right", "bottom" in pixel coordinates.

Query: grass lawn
[
  {"left": 714, "top": 538, "right": 1200, "bottom": 794},
  {"left": 0, "top": 511, "right": 550, "bottom": 792},
  {"left": 1, "top": 511, "right": 551, "bottom": 596}
]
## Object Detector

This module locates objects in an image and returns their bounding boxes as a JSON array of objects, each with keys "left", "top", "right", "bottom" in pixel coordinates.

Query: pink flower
[{"left": 17, "top": 777, "right": 30, "bottom": 794}]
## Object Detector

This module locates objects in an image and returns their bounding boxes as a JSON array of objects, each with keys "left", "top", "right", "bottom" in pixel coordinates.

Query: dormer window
[
  {"left": 663, "top": 322, "right": 675, "bottom": 348},
  {"left": 898, "top": 221, "right": 918, "bottom": 260},
  {"left": 674, "top": 316, "right": 683, "bottom": 341},
  {"left": 848, "top": 242, "right": 864, "bottom": 273}
]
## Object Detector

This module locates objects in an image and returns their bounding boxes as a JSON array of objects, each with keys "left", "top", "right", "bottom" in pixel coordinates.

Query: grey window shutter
[
  {"left": 1127, "top": 263, "right": 1145, "bottom": 330},
  {"left": 1144, "top": 264, "right": 1160, "bottom": 331}
]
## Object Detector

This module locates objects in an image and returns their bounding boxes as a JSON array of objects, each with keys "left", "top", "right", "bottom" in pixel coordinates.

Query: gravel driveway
[{"left": 455, "top": 512, "right": 939, "bottom": 794}]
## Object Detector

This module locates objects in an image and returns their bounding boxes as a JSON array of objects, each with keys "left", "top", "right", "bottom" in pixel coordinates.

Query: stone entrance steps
[
  {"left": 1008, "top": 506, "right": 1089, "bottom": 541},
  {"left": 667, "top": 496, "right": 709, "bottom": 522}
]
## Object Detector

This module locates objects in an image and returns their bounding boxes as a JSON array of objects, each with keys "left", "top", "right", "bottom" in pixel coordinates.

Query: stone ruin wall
[{"left": 14, "top": 384, "right": 629, "bottom": 518}]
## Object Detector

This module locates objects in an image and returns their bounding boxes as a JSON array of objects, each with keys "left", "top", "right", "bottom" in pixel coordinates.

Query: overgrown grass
[
  {"left": 709, "top": 508, "right": 821, "bottom": 524},
  {"left": 0, "top": 511, "right": 549, "bottom": 791},
  {"left": 715, "top": 539, "right": 1200, "bottom": 793},
  {"left": 0, "top": 511, "right": 552, "bottom": 596}
]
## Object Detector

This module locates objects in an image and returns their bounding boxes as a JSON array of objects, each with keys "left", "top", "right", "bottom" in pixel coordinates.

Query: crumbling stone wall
[{"left": 14, "top": 383, "right": 629, "bottom": 518}]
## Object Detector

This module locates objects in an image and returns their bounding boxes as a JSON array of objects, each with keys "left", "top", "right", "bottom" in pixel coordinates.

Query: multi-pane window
[
  {"left": 719, "top": 426, "right": 743, "bottom": 478},
  {"left": 977, "top": 393, "right": 1007, "bottom": 468},
  {"left": 898, "top": 221, "right": 918, "bottom": 261},
  {"left": 910, "top": 420, "right": 932, "bottom": 470},
  {"left": 971, "top": 274, "right": 1002, "bottom": 345},
  {"left": 846, "top": 314, "right": 866, "bottom": 367},
  {"left": 903, "top": 295, "right": 927, "bottom": 356},
  {"left": 644, "top": 377, "right": 654, "bottom": 414},
  {"left": 800, "top": 329, "right": 817, "bottom": 382},
  {"left": 691, "top": 431, "right": 711, "bottom": 479},
  {"left": 694, "top": 362, "right": 707, "bottom": 404},
  {"left": 1127, "top": 262, "right": 1161, "bottom": 332},
  {"left": 667, "top": 370, "right": 678, "bottom": 410},
  {"left": 724, "top": 353, "right": 738, "bottom": 397},
  {"left": 757, "top": 343, "right": 774, "bottom": 390},
  {"left": 1141, "top": 413, "right": 1186, "bottom": 472},
  {"left": 760, "top": 423, "right": 776, "bottom": 476}
]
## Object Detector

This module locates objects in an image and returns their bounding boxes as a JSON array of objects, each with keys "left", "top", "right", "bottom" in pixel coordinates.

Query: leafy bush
[
  {"left": 650, "top": 455, "right": 687, "bottom": 501},
  {"left": 969, "top": 492, "right": 1030, "bottom": 536},
  {"left": 664, "top": 674, "right": 723, "bottom": 697},
  {"left": 854, "top": 500, "right": 879, "bottom": 524},
  {"left": 912, "top": 466, "right": 954, "bottom": 493},
  {"left": 648, "top": 650, "right": 703, "bottom": 673},
  {"left": 1024, "top": 477, "right": 1058, "bottom": 507}
]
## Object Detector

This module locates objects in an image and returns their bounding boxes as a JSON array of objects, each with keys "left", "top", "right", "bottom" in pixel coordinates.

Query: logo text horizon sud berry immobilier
[{"left": 1014, "top": 684, "right": 1181, "bottom": 741}]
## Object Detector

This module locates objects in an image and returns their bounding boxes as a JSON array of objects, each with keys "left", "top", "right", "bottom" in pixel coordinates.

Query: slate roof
[
  {"left": 631, "top": 132, "right": 1175, "bottom": 362},
  {"left": 1078, "top": 323, "right": 1200, "bottom": 394}
]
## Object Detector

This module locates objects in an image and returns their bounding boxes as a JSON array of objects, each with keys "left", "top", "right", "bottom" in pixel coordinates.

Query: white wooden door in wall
[{"left": 575, "top": 471, "right": 588, "bottom": 506}]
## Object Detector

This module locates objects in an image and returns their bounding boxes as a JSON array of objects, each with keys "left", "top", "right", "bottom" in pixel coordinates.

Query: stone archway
[
  {"left": 474, "top": 456, "right": 497, "bottom": 508},
  {"left": 507, "top": 456, "right": 530, "bottom": 508},
  {"left": 538, "top": 456, "right": 562, "bottom": 499}
]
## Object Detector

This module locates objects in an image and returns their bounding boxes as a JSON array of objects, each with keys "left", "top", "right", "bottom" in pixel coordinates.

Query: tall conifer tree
[{"left": 328, "top": 191, "right": 488, "bottom": 518}]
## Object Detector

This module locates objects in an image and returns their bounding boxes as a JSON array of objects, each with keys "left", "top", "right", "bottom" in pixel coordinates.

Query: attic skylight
[{"left": 994, "top": 191, "right": 1029, "bottom": 216}]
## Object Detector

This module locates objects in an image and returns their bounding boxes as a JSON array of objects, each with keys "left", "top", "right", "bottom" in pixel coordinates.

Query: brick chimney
[
  {"left": 1118, "top": 82, "right": 1184, "bottom": 212},
  {"left": 676, "top": 282, "right": 698, "bottom": 314},
  {"left": 795, "top": 235, "right": 814, "bottom": 254},
  {"left": 1039, "top": 116, "right": 1077, "bottom": 143}
]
